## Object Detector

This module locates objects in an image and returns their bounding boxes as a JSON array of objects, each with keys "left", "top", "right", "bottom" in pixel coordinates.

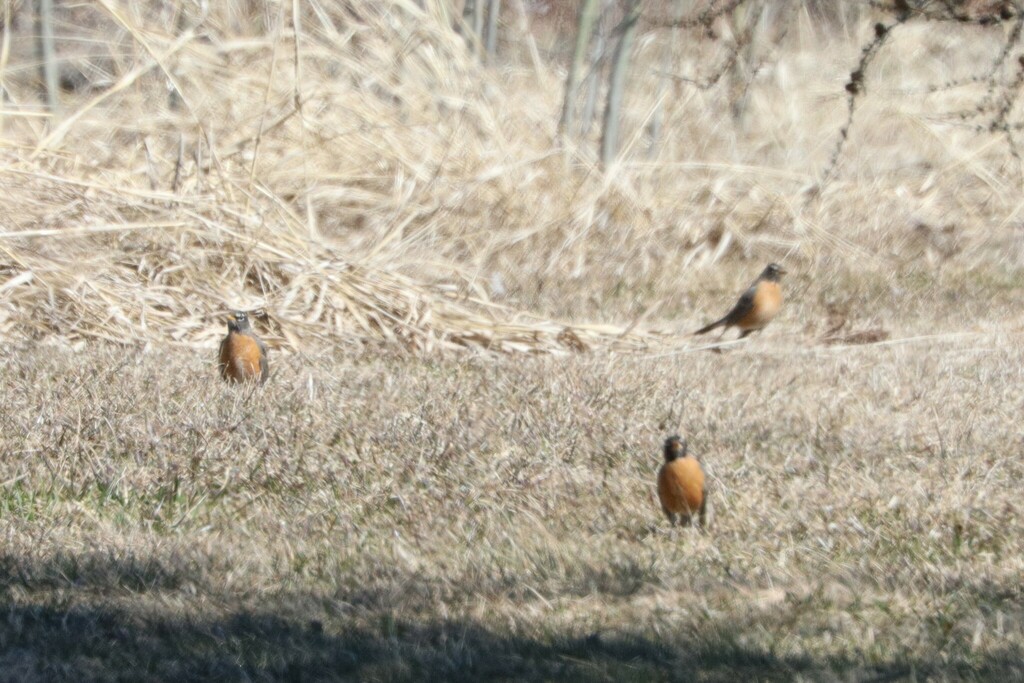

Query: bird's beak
[{"left": 778, "top": 266, "right": 788, "bottom": 275}]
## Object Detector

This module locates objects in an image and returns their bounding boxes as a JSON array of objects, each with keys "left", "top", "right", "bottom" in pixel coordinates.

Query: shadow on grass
[
  {"left": 0, "top": 604, "right": 800, "bottom": 683},
  {"left": 0, "top": 553, "right": 1021, "bottom": 682}
]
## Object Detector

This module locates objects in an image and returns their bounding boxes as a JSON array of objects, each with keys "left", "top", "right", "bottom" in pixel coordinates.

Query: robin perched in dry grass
[
  {"left": 694, "top": 263, "right": 786, "bottom": 339},
  {"left": 218, "top": 311, "right": 269, "bottom": 384},
  {"left": 657, "top": 435, "right": 707, "bottom": 528}
]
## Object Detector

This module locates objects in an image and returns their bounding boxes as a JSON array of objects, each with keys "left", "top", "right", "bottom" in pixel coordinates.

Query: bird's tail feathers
[{"left": 693, "top": 317, "right": 726, "bottom": 336}]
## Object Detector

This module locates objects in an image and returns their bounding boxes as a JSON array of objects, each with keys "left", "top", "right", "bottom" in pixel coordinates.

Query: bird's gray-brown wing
[
  {"left": 722, "top": 283, "right": 757, "bottom": 326},
  {"left": 217, "top": 335, "right": 231, "bottom": 379},
  {"left": 698, "top": 489, "right": 708, "bottom": 529},
  {"left": 255, "top": 336, "right": 270, "bottom": 384},
  {"left": 694, "top": 279, "right": 759, "bottom": 335}
]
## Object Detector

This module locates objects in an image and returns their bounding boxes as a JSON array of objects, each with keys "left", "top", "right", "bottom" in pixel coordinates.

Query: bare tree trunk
[
  {"left": 728, "top": 2, "right": 763, "bottom": 129},
  {"left": 647, "top": 0, "right": 684, "bottom": 158},
  {"left": 459, "top": 0, "right": 475, "bottom": 42},
  {"left": 0, "top": 0, "right": 11, "bottom": 137},
  {"left": 511, "top": 0, "right": 544, "bottom": 80},
  {"left": 557, "top": 0, "right": 600, "bottom": 139},
  {"left": 35, "top": 0, "right": 59, "bottom": 117},
  {"left": 472, "top": 0, "right": 485, "bottom": 52},
  {"left": 458, "top": 0, "right": 485, "bottom": 56},
  {"left": 432, "top": 0, "right": 455, "bottom": 32},
  {"left": 600, "top": 0, "right": 642, "bottom": 165},
  {"left": 169, "top": 4, "right": 188, "bottom": 110},
  {"left": 484, "top": 0, "right": 501, "bottom": 59},
  {"left": 579, "top": 0, "right": 613, "bottom": 138}
]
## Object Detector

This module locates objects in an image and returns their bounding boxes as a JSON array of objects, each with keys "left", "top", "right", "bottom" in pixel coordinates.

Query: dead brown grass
[
  {"left": 0, "top": 1, "right": 1023, "bottom": 679},
  {"left": 0, "top": 3, "right": 1022, "bottom": 350},
  {"left": 1, "top": 336, "right": 1022, "bottom": 680}
]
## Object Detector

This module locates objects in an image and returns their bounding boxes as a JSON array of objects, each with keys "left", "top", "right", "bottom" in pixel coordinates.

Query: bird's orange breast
[
  {"left": 658, "top": 456, "right": 705, "bottom": 515},
  {"left": 737, "top": 280, "right": 782, "bottom": 330},
  {"left": 219, "top": 332, "right": 264, "bottom": 382}
]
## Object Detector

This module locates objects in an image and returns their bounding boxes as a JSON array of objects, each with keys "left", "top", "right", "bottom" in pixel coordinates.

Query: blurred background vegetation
[{"left": 0, "top": 1, "right": 1021, "bottom": 351}]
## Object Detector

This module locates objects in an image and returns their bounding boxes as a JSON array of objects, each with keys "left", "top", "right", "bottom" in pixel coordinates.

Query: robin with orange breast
[
  {"left": 218, "top": 311, "right": 269, "bottom": 384},
  {"left": 657, "top": 435, "right": 707, "bottom": 528},
  {"left": 694, "top": 263, "right": 786, "bottom": 339}
]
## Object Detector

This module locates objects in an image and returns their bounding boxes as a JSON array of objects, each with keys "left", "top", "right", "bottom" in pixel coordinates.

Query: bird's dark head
[
  {"left": 761, "top": 263, "right": 787, "bottom": 282},
  {"left": 227, "top": 310, "right": 251, "bottom": 333},
  {"left": 663, "top": 435, "right": 688, "bottom": 462}
]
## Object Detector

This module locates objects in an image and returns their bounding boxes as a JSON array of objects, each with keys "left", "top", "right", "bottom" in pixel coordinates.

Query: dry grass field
[
  {"left": 2, "top": 337, "right": 1023, "bottom": 681},
  {"left": 1, "top": 0, "right": 1024, "bottom": 680}
]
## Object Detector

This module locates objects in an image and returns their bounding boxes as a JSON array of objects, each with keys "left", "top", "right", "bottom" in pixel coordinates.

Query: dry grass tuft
[
  {"left": 0, "top": 2, "right": 1022, "bottom": 352},
  {"left": 1, "top": 0, "right": 644, "bottom": 353}
]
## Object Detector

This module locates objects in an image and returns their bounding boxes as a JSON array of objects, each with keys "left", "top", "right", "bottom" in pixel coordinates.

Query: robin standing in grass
[
  {"left": 657, "top": 435, "right": 707, "bottom": 528},
  {"left": 218, "top": 311, "right": 269, "bottom": 384},
  {"left": 694, "top": 263, "right": 787, "bottom": 340}
]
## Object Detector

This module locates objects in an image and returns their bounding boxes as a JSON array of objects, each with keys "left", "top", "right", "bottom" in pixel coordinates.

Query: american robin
[
  {"left": 694, "top": 263, "right": 787, "bottom": 339},
  {"left": 657, "top": 435, "right": 707, "bottom": 528},
  {"left": 218, "top": 311, "right": 269, "bottom": 384}
]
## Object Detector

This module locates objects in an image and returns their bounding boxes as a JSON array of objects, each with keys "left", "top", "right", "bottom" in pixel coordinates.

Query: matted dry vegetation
[
  {"left": 0, "top": 1, "right": 1020, "bottom": 349},
  {"left": 1, "top": 0, "right": 1024, "bottom": 679}
]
